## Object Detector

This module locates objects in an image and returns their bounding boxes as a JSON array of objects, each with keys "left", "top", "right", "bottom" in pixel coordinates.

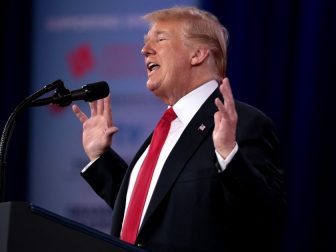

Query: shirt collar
[{"left": 171, "top": 80, "right": 218, "bottom": 126}]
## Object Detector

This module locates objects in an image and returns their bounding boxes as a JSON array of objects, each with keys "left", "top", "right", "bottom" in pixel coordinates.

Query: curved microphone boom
[
  {"left": 0, "top": 79, "right": 64, "bottom": 202},
  {"left": 0, "top": 80, "right": 110, "bottom": 202},
  {"left": 30, "top": 81, "right": 110, "bottom": 107}
]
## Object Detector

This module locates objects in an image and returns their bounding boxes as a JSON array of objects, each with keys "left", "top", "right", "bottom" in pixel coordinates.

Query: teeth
[{"left": 147, "top": 62, "right": 159, "bottom": 71}]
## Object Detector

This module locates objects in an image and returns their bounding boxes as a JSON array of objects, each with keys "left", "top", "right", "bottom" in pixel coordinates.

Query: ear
[{"left": 191, "top": 48, "right": 210, "bottom": 66}]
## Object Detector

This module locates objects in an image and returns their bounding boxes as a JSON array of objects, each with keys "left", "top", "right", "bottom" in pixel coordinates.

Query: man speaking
[{"left": 72, "top": 6, "right": 285, "bottom": 252}]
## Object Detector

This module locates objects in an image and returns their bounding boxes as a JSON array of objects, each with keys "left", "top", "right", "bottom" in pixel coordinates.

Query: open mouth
[{"left": 147, "top": 62, "right": 160, "bottom": 72}]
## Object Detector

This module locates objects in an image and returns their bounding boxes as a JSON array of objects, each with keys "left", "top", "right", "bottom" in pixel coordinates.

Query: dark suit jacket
[{"left": 82, "top": 88, "right": 285, "bottom": 252}]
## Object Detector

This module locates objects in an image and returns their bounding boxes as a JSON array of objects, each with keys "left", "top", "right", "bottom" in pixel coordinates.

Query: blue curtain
[{"left": 201, "top": 0, "right": 336, "bottom": 251}]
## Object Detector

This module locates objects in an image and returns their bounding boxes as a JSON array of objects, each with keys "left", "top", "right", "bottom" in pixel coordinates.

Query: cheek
[
  {"left": 161, "top": 47, "right": 191, "bottom": 81},
  {"left": 168, "top": 53, "right": 189, "bottom": 72}
]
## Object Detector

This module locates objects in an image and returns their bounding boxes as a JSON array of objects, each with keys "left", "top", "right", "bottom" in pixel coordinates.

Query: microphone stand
[{"left": 0, "top": 80, "right": 64, "bottom": 202}]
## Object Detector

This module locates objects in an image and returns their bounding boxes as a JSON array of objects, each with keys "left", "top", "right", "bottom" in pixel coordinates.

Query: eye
[{"left": 157, "top": 37, "right": 166, "bottom": 42}]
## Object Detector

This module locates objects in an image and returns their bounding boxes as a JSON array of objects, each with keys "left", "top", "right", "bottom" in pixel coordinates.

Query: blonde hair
[{"left": 143, "top": 6, "right": 229, "bottom": 79}]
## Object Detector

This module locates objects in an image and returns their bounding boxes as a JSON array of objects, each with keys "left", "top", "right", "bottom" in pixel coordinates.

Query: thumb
[
  {"left": 214, "top": 111, "right": 221, "bottom": 131},
  {"left": 106, "top": 126, "right": 119, "bottom": 136}
]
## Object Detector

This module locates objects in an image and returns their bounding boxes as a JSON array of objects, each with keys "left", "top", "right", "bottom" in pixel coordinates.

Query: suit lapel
[{"left": 139, "top": 88, "right": 221, "bottom": 232}]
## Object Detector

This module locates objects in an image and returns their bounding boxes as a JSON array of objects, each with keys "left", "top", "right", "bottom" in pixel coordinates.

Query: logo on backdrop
[
  {"left": 67, "top": 43, "right": 143, "bottom": 79},
  {"left": 67, "top": 43, "right": 95, "bottom": 79}
]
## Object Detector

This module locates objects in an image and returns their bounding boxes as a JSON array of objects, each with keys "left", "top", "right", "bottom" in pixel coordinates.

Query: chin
[{"left": 147, "top": 85, "right": 164, "bottom": 99}]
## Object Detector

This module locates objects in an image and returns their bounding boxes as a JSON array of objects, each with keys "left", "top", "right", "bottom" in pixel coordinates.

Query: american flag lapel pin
[{"left": 198, "top": 124, "right": 206, "bottom": 131}]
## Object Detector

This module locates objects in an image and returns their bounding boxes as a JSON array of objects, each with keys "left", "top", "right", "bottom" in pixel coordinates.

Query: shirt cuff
[
  {"left": 215, "top": 143, "right": 238, "bottom": 172},
  {"left": 81, "top": 157, "right": 99, "bottom": 173}
]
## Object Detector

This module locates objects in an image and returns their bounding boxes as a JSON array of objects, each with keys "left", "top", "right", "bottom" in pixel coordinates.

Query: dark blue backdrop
[
  {"left": 201, "top": 0, "right": 336, "bottom": 251},
  {"left": 1, "top": 0, "right": 335, "bottom": 251},
  {"left": 0, "top": 0, "right": 32, "bottom": 201}
]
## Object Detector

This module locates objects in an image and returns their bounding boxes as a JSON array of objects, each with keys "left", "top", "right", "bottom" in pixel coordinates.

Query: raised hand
[
  {"left": 72, "top": 95, "right": 118, "bottom": 161},
  {"left": 213, "top": 78, "right": 238, "bottom": 159}
]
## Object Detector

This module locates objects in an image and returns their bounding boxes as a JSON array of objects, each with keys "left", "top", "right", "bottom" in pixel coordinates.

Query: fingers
[
  {"left": 73, "top": 95, "right": 113, "bottom": 126},
  {"left": 215, "top": 78, "right": 237, "bottom": 118},
  {"left": 104, "top": 95, "right": 113, "bottom": 127},
  {"left": 89, "top": 101, "right": 97, "bottom": 116},
  {"left": 92, "top": 95, "right": 111, "bottom": 116},
  {"left": 213, "top": 111, "right": 222, "bottom": 131},
  {"left": 213, "top": 78, "right": 238, "bottom": 158},
  {"left": 72, "top": 104, "right": 88, "bottom": 124},
  {"left": 215, "top": 97, "right": 228, "bottom": 117},
  {"left": 97, "top": 98, "right": 104, "bottom": 115}
]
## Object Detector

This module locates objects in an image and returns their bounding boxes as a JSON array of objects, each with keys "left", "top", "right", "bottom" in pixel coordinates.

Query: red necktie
[{"left": 120, "top": 108, "right": 177, "bottom": 244}]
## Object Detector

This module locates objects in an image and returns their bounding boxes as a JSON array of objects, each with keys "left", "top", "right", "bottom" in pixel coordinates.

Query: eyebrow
[{"left": 144, "top": 30, "right": 169, "bottom": 43}]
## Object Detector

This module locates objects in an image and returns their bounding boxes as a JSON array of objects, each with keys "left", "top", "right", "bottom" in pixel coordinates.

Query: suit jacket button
[{"left": 137, "top": 243, "right": 145, "bottom": 247}]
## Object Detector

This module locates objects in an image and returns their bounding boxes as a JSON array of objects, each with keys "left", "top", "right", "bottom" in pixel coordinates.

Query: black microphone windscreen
[{"left": 73, "top": 81, "right": 110, "bottom": 102}]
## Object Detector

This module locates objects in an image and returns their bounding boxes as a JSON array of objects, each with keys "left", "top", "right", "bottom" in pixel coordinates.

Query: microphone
[{"left": 31, "top": 81, "right": 110, "bottom": 107}]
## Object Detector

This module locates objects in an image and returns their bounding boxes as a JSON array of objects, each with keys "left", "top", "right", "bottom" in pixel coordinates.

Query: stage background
[
  {"left": 1, "top": 0, "right": 335, "bottom": 251},
  {"left": 30, "top": 0, "right": 197, "bottom": 233}
]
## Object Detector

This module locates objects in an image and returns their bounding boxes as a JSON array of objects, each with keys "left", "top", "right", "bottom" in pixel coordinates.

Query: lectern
[{"left": 0, "top": 202, "right": 144, "bottom": 252}]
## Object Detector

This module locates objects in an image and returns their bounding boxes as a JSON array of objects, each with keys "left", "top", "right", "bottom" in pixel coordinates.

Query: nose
[{"left": 141, "top": 42, "right": 155, "bottom": 57}]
